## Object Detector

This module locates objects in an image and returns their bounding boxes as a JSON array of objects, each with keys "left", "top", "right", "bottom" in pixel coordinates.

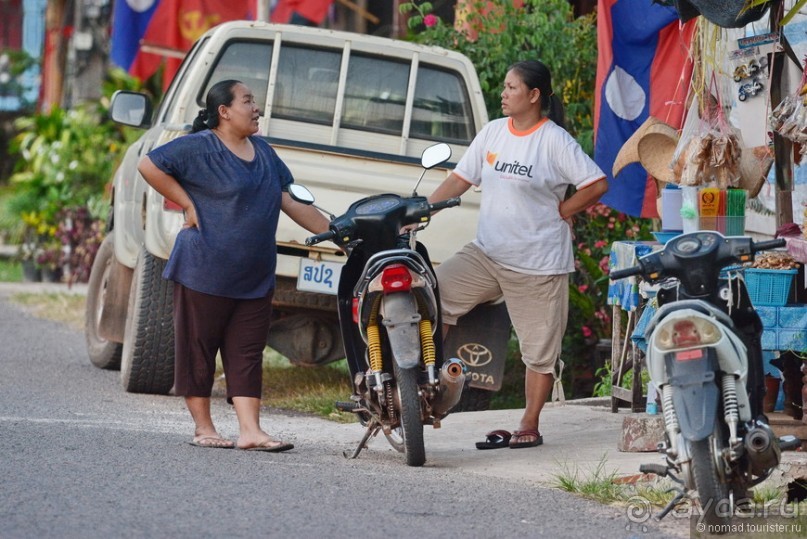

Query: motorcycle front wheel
[
  {"left": 393, "top": 363, "right": 426, "bottom": 466},
  {"left": 690, "top": 425, "right": 731, "bottom": 528}
]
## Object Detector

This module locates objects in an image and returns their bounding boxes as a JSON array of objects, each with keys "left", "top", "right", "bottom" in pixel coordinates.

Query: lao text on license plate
[{"left": 297, "top": 258, "right": 343, "bottom": 295}]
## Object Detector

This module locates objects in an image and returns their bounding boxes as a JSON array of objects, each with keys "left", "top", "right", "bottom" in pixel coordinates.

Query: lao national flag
[
  {"left": 594, "top": 0, "right": 695, "bottom": 218},
  {"left": 110, "top": 0, "right": 161, "bottom": 71},
  {"left": 129, "top": 0, "right": 254, "bottom": 88}
]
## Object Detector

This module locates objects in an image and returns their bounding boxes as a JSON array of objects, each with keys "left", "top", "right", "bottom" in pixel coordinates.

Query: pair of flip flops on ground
[
  {"left": 189, "top": 435, "right": 294, "bottom": 453},
  {"left": 475, "top": 429, "right": 543, "bottom": 450}
]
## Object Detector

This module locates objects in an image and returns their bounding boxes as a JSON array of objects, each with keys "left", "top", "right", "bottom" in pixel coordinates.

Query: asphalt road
[{"left": 0, "top": 292, "right": 689, "bottom": 539}]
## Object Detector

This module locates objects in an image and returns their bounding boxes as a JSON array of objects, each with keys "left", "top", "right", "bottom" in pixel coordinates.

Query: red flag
[
  {"left": 130, "top": 0, "right": 255, "bottom": 88},
  {"left": 270, "top": 0, "right": 332, "bottom": 25}
]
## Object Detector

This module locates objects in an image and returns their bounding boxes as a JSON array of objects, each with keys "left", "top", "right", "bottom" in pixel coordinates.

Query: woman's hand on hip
[{"left": 182, "top": 205, "right": 199, "bottom": 230}]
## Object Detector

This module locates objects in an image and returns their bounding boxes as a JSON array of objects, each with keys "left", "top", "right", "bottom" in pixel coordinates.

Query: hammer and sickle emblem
[
  {"left": 179, "top": 11, "right": 222, "bottom": 43},
  {"left": 456, "top": 343, "right": 493, "bottom": 368}
]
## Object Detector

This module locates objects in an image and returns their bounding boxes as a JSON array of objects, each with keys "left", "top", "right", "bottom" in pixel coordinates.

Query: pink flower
[
  {"left": 424, "top": 14, "right": 438, "bottom": 27},
  {"left": 578, "top": 284, "right": 589, "bottom": 293},
  {"left": 594, "top": 240, "right": 607, "bottom": 249},
  {"left": 582, "top": 326, "right": 593, "bottom": 338}
]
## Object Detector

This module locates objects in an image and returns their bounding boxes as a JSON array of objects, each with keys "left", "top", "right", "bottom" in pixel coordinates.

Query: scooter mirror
[
  {"left": 287, "top": 184, "right": 315, "bottom": 205},
  {"left": 421, "top": 143, "right": 452, "bottom": 170}
]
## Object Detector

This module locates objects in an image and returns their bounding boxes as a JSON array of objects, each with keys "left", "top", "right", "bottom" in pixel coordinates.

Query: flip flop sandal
[
  {"left": 475, "top": 429, "right": 512, "bottom": 450},
  {"left": 509, "top": 429, "right": 543, "bottom": 449}
]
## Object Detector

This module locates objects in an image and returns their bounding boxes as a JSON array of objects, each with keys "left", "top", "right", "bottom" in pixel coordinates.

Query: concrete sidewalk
[{"left": 279, "top": 398, "right": 807, "bottom": 498}]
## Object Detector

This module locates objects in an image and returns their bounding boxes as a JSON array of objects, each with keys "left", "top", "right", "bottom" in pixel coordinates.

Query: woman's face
[
  {"left": 220, "top": 83, "right": 260, "bottom": 136},
  {"left": 501, "top": 69, "right": 538, "bottom": 118}
]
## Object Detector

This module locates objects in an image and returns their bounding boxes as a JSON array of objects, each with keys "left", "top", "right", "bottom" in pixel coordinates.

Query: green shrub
[{"left": 0, "top": 69, "right": 147, "bottom": 279}]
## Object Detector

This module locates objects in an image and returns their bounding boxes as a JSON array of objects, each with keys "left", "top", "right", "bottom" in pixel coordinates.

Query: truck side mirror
[{"left": 110, "top": 91, "right": 153, "bottom": 129}]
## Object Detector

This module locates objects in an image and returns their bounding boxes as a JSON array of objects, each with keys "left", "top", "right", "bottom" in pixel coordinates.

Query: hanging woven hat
[
  {"left": 612, "top": 116, "right": 679, "bottom": 184},
  {"left": 612, "top": 116, "right": 664, "bottom": 178},
  {"left": 738, "top": 145, "right": 774, "bottom": 199},
  {"left": 672, "top": 0, "right": 771, "bottom": 28},
  {"left": 636, "top": 122, "right": 680, "bottom": 184}
]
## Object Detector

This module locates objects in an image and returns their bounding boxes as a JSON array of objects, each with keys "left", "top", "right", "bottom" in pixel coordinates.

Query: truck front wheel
[
  {"left": 120, "top": 248, "right": 175, "bottom": 394},
  {"left": 85, "top": 234, "right": 123, "bottom": 370}
]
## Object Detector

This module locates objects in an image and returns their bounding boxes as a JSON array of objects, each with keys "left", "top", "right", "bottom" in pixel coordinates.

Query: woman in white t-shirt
[{"left": 428, "top": 60, "right": 608, "bottom": 450}]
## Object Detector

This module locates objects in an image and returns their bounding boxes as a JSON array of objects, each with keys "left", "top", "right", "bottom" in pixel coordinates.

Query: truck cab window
[
  {"left": 274, "top": 46, "right": 341, "bottom": 124},
  {"left": 342, "top": 54, "right": 409, "bottom": 135},
  {"left": 412, "top": 66, "right": 474, "bottom": 143},
  {"left": 201, "top": 41, "right": 272, "bottom": 112}
]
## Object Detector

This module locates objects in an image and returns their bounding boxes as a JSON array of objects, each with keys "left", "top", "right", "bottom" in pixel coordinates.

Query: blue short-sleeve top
[{"left": 146, "top": 130, "right": 292, "bottom": 299}]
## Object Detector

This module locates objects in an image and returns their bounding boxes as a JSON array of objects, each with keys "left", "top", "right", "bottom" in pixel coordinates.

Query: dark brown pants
[{"left": 173, "top": 284, "right": 273, "bottom": 400}]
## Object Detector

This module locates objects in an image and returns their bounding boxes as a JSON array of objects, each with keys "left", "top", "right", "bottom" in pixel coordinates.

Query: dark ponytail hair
[
  {"left": 508, "top": 60, "right": 565, "bottom": 129},
  {"left": 191, "top": 79, "right": 242, "bottom": 133}
]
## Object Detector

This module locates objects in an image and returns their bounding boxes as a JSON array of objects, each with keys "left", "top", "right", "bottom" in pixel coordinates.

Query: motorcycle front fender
[
  {"left": 381, "top": 292, "right": 422, "bottom": 369},
  {"left": 666, "top": 351, "right": 720, "bottom": 442}
]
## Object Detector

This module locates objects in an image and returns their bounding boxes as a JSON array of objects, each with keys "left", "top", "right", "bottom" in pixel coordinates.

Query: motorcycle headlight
[{"left": 654, "top": 316, "right": 722, "bottom": 351}]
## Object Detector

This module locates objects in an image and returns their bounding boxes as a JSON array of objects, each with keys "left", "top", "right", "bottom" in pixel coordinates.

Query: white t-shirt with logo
[{"left": 454, "top": 117, "right": 605, "bottom": 274}]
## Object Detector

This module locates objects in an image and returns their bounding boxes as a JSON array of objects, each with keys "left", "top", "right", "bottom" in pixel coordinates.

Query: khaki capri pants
[{"left": 436, "top": 242, "right": 569, "bottom": 375}]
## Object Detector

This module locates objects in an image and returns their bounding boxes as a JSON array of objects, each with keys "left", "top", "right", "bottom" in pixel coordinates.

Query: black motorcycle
[{"left": 293, "top": 143, "right": 467, "bottom": 466}]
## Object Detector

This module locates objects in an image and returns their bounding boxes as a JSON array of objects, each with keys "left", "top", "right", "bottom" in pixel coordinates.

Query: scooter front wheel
[{"left": 394, "top": 363, "right": 426, "bottom": 466}]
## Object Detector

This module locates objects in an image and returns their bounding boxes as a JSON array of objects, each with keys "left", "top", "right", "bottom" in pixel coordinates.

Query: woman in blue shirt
[{"left": 138, "top": 80, "right": 330, "bottom": 451}]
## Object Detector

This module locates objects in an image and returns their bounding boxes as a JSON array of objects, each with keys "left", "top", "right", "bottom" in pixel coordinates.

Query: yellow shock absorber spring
[
  {"left": 420, "top": 319, "right": 435, "bottom": 367},
  {"left": 366, "top": 298, "right": 383, "bottom": 372}
]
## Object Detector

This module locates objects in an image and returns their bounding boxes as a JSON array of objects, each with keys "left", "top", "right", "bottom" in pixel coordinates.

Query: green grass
[
  {"left": 552, "top": 456, "right": 807, "bottom": 527},
  {"left": 11, "top": 292, "right": 85, "bottom": 330},
  {"left": 0, "top": 258, "right": 22, "bottom": 282},
  {"left": 552, "top": 455, "right": 628, "bottom": 504},
  {"left": 259, "top": 350, "right": 357, "bottom": 423}
]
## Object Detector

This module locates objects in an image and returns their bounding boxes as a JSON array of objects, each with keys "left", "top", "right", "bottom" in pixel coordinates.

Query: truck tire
[
  {"left": 85, "top": 234, "right": 123, "bottom": 370},
  {"left": 120, "top": 248, "right": 175, "bottom": 394}
]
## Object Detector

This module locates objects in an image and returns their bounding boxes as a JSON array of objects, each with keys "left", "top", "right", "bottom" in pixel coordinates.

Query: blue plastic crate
[
  {"left": 745, "top": 269, "right": 797, "bottom": 306},
  {"left": 777, "top": 330, "right": 807, "bottom": 352}
]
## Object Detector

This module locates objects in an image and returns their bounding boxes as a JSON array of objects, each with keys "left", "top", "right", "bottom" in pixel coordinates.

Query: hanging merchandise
[
  {"left": 770, "top": 57, "right": 807, "bottom": 156},
  {"left": 672, "top": 82, "right": 742, "bottom": 189},
  {"left": 730, "top": 47, "right": 768, "bottom": 102}
]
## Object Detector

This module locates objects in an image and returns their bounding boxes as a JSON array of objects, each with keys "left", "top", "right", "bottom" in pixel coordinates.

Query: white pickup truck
[{"left": 85, "top": 21, "right": 510, "bottom": 407}]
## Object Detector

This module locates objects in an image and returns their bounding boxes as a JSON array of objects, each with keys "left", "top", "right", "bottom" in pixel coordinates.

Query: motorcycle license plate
[{"left": 297, "top": 258, "right": 343, "bottom": 295}]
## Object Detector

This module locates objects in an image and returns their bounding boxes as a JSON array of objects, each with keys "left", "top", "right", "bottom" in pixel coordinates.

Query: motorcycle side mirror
[
  {"left": 287, "top": 184, "right": 315, "bottom": 205},
  {"left": 412, "top": 143, "right": 452, "bottom": 196},
  {"left": 287, "top": 184, "right": 336, "bottom": 220},
  {"left": 421, "top": 143, "right": 451, "bottom": 170}
]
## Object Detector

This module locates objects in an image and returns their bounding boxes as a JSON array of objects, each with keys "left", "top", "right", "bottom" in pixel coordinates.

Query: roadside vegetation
[
  {"left": 0, "top": 258, "right": 21, "bottom": 281},
  {"left": 552, "top": 456, "right": 807, "bottom": 526}
]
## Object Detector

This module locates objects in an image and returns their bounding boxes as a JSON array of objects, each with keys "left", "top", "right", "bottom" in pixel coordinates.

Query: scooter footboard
[{"left": 667, "top": 351, "right": 721, "bottom": 441}]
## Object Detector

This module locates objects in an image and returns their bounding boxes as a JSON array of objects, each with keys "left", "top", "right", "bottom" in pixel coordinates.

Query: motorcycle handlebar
[
  {"left": 609, "top": 265, "right": 641, "bottom": 281},
  {"left": 429, "top": 197, "right": 461, "bottom": 213},
  {"left": 305, "top": 230, "right": 337, "bottom": 246},
  {"left": 753, "top": 238, "right": 786, "bottom": 252}
]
